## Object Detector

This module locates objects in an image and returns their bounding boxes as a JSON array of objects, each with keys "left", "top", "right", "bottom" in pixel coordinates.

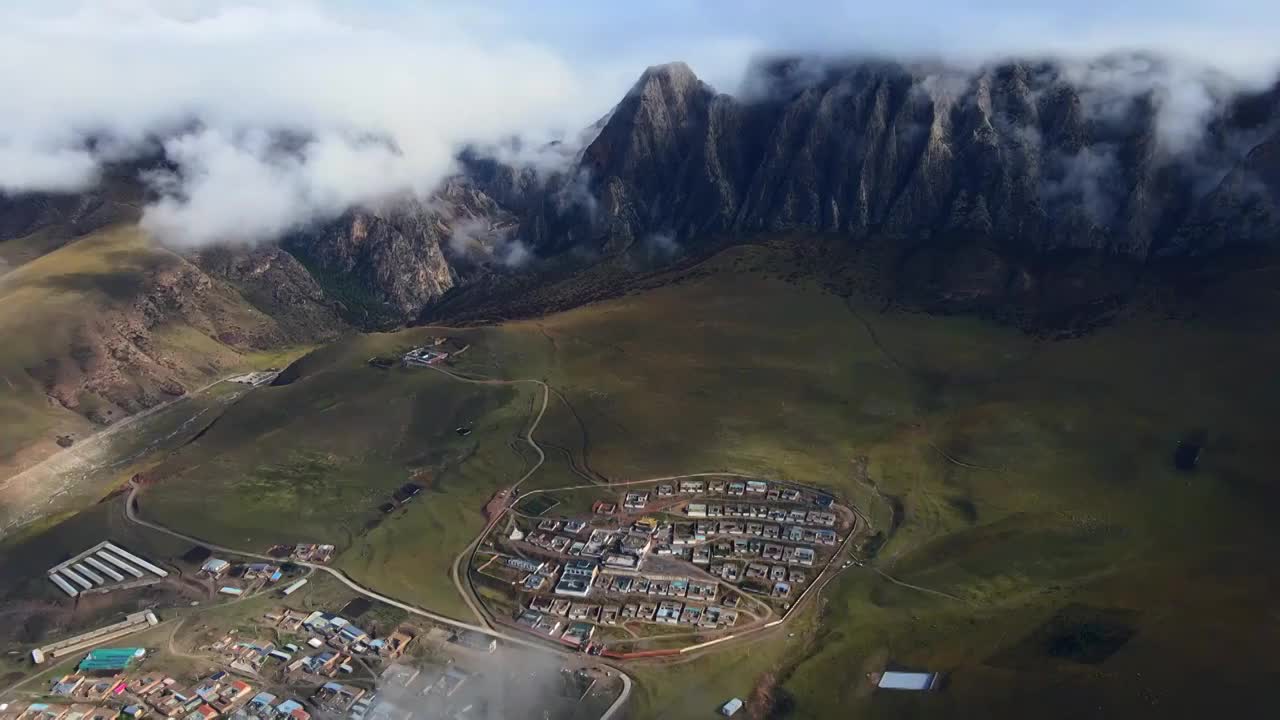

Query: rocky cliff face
[
  {"left": 0, "top": 192, "right": 135, "bottom": 244},
  {"left": 472, "top": 57, "right": 1279, "bottom": 317},
  {"left": 186, "top": 244, "right": 349, "bottom": 343},
  {"left": 6, "top": 55, "right": 1279, "bottom": 330},
  {"left": 519, "top": 59, "right": 1280, "bottom": 257},
  {"left": 280, "top": 180, "right": 518, "bottom": 326},
  {"left": 5, "top": 229, "right": 348, "bottom": 436}
]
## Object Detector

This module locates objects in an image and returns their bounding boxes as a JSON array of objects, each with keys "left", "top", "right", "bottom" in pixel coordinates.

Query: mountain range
[
  {"left": 10, "top": 57, "right": 1280, "bottom": 325},
  {"left": 254, "top": 57, "right": 1280, "bottom": 325},
  {"left": 3, "top": 54, "right": 1280, "bottom": 464}
]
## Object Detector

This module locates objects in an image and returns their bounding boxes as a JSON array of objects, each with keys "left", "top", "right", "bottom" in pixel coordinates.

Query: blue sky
[{"left": 415, "top": 0, "right": 1280, "bottom": 92}]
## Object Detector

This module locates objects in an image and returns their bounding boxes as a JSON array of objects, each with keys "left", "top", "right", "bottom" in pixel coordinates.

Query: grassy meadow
[
  {"left": 134, "top": 329, "right": 543, "bottom": 620},
  {"left": 443, "top": 245, "right": 1280, "bottom": 718},
  {"left": 0, "top": 223, "right": 317, "bottom": 480},
  {"left": 3, "top": 240, "right": 1277, "bottom": 718}
]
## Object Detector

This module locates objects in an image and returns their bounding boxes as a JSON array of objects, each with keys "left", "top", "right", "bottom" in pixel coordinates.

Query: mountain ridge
[
  {"left": 3, "top": 52, "right": 1280, "bottom": 470},
  {"left": 3, "top": 54, "right": 1280, "bottom": 329}
]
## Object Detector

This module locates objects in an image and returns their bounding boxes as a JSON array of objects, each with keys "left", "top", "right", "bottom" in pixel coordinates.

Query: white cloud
[
  {"left": 1063, "top": 55, "right": 1240, "bottom": 157},
  {"left": 0, "top": 0, "right": 1277, "bottom": 246},
  {"left": 0, "top": 142, "right": 99, "bottom": 194},
  {"left": 0, "top": 0, "right": 616, "bottom": 244}
]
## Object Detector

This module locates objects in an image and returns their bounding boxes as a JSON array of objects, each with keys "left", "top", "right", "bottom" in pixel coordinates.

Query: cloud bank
[
  {"left": 0, "top": 1, "right": 613, "bottom": 246},
  {"left": 0, "top": 0, "right": 1277, "bottom": 247}
]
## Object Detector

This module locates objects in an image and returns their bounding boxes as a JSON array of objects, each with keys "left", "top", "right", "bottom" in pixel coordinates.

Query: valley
[
  {"left": 3, "top": 240, "right": 1276, "bottom": 718},
  {"left": 3, "top": 4, "right": 1280, "bottom": 718},
  {"left": 0, "top": 223, "right": 342, "bottom": 484}
]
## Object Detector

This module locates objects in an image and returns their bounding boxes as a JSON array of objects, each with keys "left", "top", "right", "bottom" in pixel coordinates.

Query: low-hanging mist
[{"left": 1, "top": 1, "right": 1278, "bottom": 249}]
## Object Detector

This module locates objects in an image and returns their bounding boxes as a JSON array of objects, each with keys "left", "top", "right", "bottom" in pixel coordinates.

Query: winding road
[
  {"left": 422, "top": 365, "right": 552, "bottom": 628},
  {"left": 124, "top": 481, "right": 634, "bottom": 718},
  {"left": 116, "top": 360, "right": 879, "bottom": 720}
]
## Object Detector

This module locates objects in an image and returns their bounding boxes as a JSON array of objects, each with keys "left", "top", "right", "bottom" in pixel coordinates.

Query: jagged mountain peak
[
  {"left": 490, "top": 54, "right": 1280, "bottom": 317},
  {"left": 7, "top": 54, "right": 1280, "bottom": 331},
  {"left": 630, "top": 61, "right": 705, "bottom": 96}
]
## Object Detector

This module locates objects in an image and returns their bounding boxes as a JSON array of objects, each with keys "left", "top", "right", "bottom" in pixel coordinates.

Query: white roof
[{"left": 878, "top": 672, "right": 936, "bottom": 690}]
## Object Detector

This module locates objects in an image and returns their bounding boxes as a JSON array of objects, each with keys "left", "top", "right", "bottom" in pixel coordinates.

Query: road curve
[
  {"left": 600, "top": 669, "right": 632, "bottom": 720},
  {"left": 434, "top": 368, "right": 551, "bottom": 628},
  {"left": 0, "top": 375, "right": 244, "bottom": 538},
  {"left": 123, "top": 482, "right": 633, "bottom": 717},
  {"left": 128, "top": 483, "right": 530, "bottom": 651},
  {"left": 120, "top": 360, "right": 853, "bottom": 719},
  {"left": 425, "top": 362, "right": 775, "bottom": 632},
  {"left": 425, "top": 363, "right": 867, "bottom": 659}
]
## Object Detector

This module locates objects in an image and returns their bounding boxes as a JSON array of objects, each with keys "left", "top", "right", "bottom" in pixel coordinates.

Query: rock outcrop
[
  {"left": 474, "top": 57, "right": 1280, "bottom": 317},
  {"left": 281, "top": 181, "right": 518, "bottom": 325},
  {"left": 520, "top": 58, "right": 1280, "bottom": 257}
]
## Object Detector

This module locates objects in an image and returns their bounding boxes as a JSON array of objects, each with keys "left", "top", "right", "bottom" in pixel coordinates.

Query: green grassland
[
  {"left": 0, "top": 223, "right": 318, "bottom": 479},
  {"left": 134, "top": 329, "right": 542, "bottom": 620},
  {"left": 4, "top": 240, "right": 1278, "bottom": 718},
  {"left": 443, "top": 245, "right": 1280, "bottom": 718}
]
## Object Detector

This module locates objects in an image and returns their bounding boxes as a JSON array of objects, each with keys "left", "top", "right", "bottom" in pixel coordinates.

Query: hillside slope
[
  {"left": 0, "top": 224, "right": 346, "bottom": 476},
  {"left": 129, "top": 242, "right": 1280, "bottom": 718}
]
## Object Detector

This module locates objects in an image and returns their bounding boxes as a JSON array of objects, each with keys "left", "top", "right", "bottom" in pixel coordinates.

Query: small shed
[
  {"left": 721, "top": 698, "right": 743, "bottom": 717},
  {"left": 201, "top": 558, "right": 231, "bottom": 577},
  {"left": 877, "top": 671, "right": 940, "bottom": 691}
]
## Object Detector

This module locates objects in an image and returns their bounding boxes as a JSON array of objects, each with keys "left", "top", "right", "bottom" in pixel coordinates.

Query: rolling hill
[
  {"left": 91, "top": 241, "right": 1280, "bottom": 718},
  {"left": 0, "top": 222, "right": 346, "bottom": 478}
]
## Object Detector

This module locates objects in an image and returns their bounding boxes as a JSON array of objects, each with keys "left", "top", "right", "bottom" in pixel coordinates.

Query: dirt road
[{"left": 0, "top": 375, "right": 244, "bottom": 538}]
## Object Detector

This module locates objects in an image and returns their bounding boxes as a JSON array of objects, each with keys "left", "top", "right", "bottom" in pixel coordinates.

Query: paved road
[
  {"left": 124, "top": 479, "right": 635, "bottom": 717},
  {"left": 127, "top": 483, "right": 527, "bottom": 646},
  {"left": 600, "top": 670, "right": 632, "bottom": 720}
]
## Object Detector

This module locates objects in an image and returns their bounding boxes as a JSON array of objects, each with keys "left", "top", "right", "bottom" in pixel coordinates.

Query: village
[
  {"left": 0, "top": 328, "right": 941, "bottom": 720},
  {"left": 470, "top": 476, "right": 857, "bottom": 655},
  {"left": 3, "top": 588, "right": 619, "bottom": 720}
]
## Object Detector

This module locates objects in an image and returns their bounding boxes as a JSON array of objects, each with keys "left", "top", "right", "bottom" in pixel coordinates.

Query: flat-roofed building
[
  {"left": 655, "top": 601, "right": 683, "bottom": 624},
  {"left": 604, "top": 554, "right": 638, "bottom": 570},
  {"left": 619, "top": 533, "right": 652, "bottom": 557},
  {"left": 877, "top": 672, "right": 940, "bottom": 691},
  {"left": 554, "top": 560, "right": 598, "bottom": 597}
]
